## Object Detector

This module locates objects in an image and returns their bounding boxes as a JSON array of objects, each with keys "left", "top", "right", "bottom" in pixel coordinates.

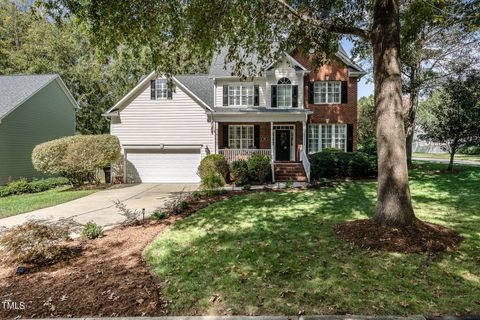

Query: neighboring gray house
[{"left": 0, "top": 75, "right": 77, "bottom": 184}]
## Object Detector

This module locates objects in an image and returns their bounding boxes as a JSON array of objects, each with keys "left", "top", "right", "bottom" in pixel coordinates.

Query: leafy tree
[
  {"left": 418, "top": 71, "right": 480, "bottom": 171},
  {"left": 401, "top": 0, "right": 479, "bottom": 167},
  {"left": 357, "top": 95, "right": 376, "bottom": 145},
  {"left": 42, "top": 0, "right": 419, "bottom": 226}
]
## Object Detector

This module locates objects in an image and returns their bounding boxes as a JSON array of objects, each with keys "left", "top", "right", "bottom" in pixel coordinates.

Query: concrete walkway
[
  {"left": 413, "top": 157, "right": 480, "bottom": 166},
  {"left": 0, "top": 183, "right": 199, "bottom": 230}
]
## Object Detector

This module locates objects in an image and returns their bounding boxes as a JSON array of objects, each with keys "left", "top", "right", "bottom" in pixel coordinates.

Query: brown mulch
[
  {"left": 0, "top": 190, "right": 256, "bottom": 318},
  {"left": 335, "top": 219, "right": 463, "bottom": 253}
]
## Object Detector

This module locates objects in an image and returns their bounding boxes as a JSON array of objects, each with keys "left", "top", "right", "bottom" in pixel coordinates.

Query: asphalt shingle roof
[
  {"left": 0, "top": 74, "right": 58, "bottom": 120},
  {"left": 174, "top": 75, "right": 215, "bottom": 108}
]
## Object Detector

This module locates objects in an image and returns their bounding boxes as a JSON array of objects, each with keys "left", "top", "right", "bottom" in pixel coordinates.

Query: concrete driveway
[{"left": 0, "top": 183, "right": 199, "bottom": 231}]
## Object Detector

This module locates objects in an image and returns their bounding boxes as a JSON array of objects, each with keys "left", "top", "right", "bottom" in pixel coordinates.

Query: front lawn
[
  {"left": 413, "top": 152, "right": 480, "bottom": 162},
  {"left": 146, "top": 162, "right": 480, "bottom": 316},
  {"left": 0, "top": 187, "right": 98, "bottom": 219}
]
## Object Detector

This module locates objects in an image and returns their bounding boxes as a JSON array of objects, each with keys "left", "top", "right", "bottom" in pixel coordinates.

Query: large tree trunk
[
  {"left": 406, "top": 68, "right": 420, "bottom": 168},
  {"left": 372, "top": 0, "right": 416, "bottom": 226}
]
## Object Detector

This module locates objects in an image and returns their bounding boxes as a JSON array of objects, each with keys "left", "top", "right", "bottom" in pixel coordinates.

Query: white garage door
[{"left": 126, "top": 149, "right": 201, "bottom": 183}]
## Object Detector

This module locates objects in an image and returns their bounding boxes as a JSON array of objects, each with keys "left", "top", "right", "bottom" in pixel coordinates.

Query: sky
[{"left": 341, "top": 38, "right": 374, "bottom": 99}]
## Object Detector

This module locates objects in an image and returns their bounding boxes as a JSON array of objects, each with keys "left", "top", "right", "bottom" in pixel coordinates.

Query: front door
[{"left": 275, "top": 130, "right": 291, "bottom": 161}]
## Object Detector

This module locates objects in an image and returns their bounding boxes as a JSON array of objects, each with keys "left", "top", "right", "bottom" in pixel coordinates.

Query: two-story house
[{"left": 103, "top": 46, "right": 366, "bottom": 183}]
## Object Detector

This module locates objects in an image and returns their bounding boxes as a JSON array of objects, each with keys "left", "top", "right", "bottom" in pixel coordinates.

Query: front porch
[{"left": 216, "top": 121, "right": 311, "bottom": 182}]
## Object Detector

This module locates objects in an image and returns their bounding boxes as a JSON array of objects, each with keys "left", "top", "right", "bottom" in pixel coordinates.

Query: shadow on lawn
[{"left": 146, "top": 178, "right": 480, "bottom": 316}]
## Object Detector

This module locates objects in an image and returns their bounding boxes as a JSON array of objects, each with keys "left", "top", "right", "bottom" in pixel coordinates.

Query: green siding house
[{"left": 0, "top": 75, "right": 77, "bottom": 184}]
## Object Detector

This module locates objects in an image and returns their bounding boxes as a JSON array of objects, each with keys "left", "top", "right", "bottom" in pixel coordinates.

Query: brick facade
[{"left": 292, "top": 52, "right": 359, "bottom": 150}]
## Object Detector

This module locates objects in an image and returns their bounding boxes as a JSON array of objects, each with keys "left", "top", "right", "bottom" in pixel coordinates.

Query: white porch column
[
  {"left": 271, "top": 121, "right": 275, "bottom": 182},
  {"left": 303, "top": 119, "right": 307, "bottom": 152}
]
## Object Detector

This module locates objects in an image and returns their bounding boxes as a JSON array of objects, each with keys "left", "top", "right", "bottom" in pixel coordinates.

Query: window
[
  {"left": 308, "top": 124, "right": 347, "bottom": 152},
  {"left": 229, "top": 125, "right": 254, "bottom": 149},
  {"left": 228, "top": 84, "right": 253, "bottom": 106},
  {"left": 314, "top": 81, "right": 341, "bottom": 104},
  {"left": 277, "top": 77, "right": 292, "bottom": 108},
  {"left": 155, "top": 79, "right": 168, "bottom": 99}
]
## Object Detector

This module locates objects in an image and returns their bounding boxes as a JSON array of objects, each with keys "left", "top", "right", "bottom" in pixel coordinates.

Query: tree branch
[{"left": 273, "top": 0, "right": 371, "bottom": 40}]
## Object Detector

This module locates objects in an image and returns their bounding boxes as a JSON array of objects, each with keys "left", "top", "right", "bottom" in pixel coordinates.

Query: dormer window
[
  {"left": 150, "top": 79, "right": 173, "bottom": 100},
  {"left": 277, "top": 77, "right": 292, "bottom": 108}
]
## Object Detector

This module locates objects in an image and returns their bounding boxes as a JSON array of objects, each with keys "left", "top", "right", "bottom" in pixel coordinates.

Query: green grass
[
  {"left": 145, "top": 162, "right": 480, "bottom": 316},
  {"left": 413, "top": 152, "right": 480, "bottom": 162},
  {"left": 0, "top": 187, "right": 98, "bottom": 219}
]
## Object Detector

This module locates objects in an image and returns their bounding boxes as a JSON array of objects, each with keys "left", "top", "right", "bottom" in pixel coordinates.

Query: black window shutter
[
  {"left": 254, "top": 84, "right": 260, "bottom": 106},
  {"left": 223, "top": 85, "right": 229, "bottom": 106},
  {"left": 271, "top": 85, "right": 277, "bottom": 108},
  {"left": 150, "top": 80, "right": 156, "bottom": 100},
  {"left": 167, "top": 80, "right": 173, "bottom": 100},
  {"left": 341, "top": 81, "right": 348, "bottom": 104},
  {"left": 292, "top": 85, "right": 298, "bottom": 108},
  {"left": 223, "top": 125, "right": 229, "bottom": 148},
  {"left": 308, "top": 81, "right": 314, "bottom": 104},
  {"left": 254, "top": 125, "right": 260, "bottom": 149},
  {"left": 347, "top": 124, "right": 354, "bottom": 152}
]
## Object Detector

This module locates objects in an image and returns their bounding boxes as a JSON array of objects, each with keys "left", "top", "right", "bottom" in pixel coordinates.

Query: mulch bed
[
  {"left": 0, "top": 190, "right": 255, "bottom": 318},
  {"left": 335, "top": 219, "right": 463, "bottom": 253}
]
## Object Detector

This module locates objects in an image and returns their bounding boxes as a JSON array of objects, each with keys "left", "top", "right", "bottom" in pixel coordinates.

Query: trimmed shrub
[
  {"left": 151, "top": 211, "right": 168, "bottom": 220},
  {"left": 198, "top": 154, "right": 229, "bottom": 181},
  {"left": 231, "top": 160, "right": 249, "bottom": 186},
  {"left": 81, "top": 222, "right": 104, "bottom": 239},
  {"left": 201, "top": 171, "right": 225, "bottom": 190},
  {"left": 32, "top": 135, "right": 121, "bottom": 186},
  {"left": 242, "top": 184, "right": 252, "bottom": 191},
  {"left": 310, "top": 151, "right": 377, "bottom": 180},
  {"left": 322, "top": 147, "right": 343, "bottom": 153},
  {"left": 0, "top": 177, "right": 69, "bottom": 197},
  {"left": 247, "top": 154, "right": 271, "bottom": 183},
  {"left": 0, "top": 221, "right": 71, "bottom": 265},
  {"left": 6, "top": 178, "right": 31, "bottom": 195}
]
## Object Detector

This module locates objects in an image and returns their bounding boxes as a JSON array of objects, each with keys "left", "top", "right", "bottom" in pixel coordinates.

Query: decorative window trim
[
  {"left": 314, "top": 81, "right": 341, "bottom": 104},
  {"left": 228, "top": 125, "right": 255, "bottom": 149},
  {"left": 308, "top": 124, "right": 347, "bottom": 153},
  {"left": 228, "top": 83, "right": 254, "bottom": 107},
  {"left": 277, "top": 77, "right": 292, "bottom": 108},
  {"left": 154, "top": 79, "right": 168, "bottom": 100}
]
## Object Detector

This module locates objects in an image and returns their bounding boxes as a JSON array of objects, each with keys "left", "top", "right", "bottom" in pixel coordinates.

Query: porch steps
[{"left": 274, "top": 162, "right": 308, "bottom": 182}]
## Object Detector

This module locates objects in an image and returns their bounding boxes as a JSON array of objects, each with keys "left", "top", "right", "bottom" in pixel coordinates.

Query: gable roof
[
  {"left": 0, "top": 74, "right": 78, "bottom": 121},
  {"left": 174, "top": 75, "right": 214, "bottom": 108},
  {"left": 105, "top": 72, "right": 214, "bottom": 115},
  {"left": 209, "top": 45, "right": 366, "bottom": 77}
]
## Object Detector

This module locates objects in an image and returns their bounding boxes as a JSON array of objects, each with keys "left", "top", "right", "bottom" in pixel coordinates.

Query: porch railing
[
  {"left": 219, "top": 149, "right": 271, "bottom": 162},
  {"left": 300, "top": 147, "right": 311, "bottom": 182}
]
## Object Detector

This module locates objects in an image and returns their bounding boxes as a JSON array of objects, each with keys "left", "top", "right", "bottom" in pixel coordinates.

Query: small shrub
[
  {"left": 198, "top": 154, "right": 229, "bottom": 181},
  {"left": 0, "top": 221, "right": 71, "bottom": 265},
  {"left": 242, "top": 184, "right": 252, "bottom": 191},
  {"left": 201, "top": 189, "right": 226, "bottom": 197},
  {"left": 28, "top": 177, "right": 69, "bottom": 193},
  {"left": 151, "top": 211, "right": 168, "bottom": 220},
  {"left": 310, "top": 151, "right": 377, "bottom": 179},
  {"left": 164, "top": 189, "right": 193, "bottom": 215},
  {"left": 201, "top": 171, "right": 225, "bottom": 190},
  {"left": 113, "top": 200, "right": 142, "bottom": 226},
  {"left": 0, "top": 177, "right": 70, "bottom": 197},
  {"left": 247, "top": 155, "right": 271, "bottom": 183},
  {"left": 6, "top": 178, "right": 32, "bottom": 195},
  {"left": 285, "top": 180, "right": 294, "bottom": 189},
  {"left": 180, "top": 200, "right": 189, "bottom": 210},
  {"left": 81, "top": 222, "right": 104, "bottom": 239},
  {"left": 231, "top": 160, "right": 249, "bottom": 186}
]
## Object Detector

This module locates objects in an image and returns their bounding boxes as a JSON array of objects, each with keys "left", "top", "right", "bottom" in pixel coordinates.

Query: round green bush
[
  {"left": 247, "top": 154, "right": 271, "bottom": 183},
  {"left": 231, "top": 159, "right": 249, "bottom": 186},
  {"left": 201, "top": 171, "right": 225, "bottom": 190},
  {"left": 32, "top": 135, "right": 121, "bottom": 186},
  {"left": 198, "top": 154, "right": 229, "bottom": 181},
  {"left": 310, "top": 151, "right": 377, "bottom": 179},
  {"left": 81, "top": 222, "right": 104, "bottom": 239}
]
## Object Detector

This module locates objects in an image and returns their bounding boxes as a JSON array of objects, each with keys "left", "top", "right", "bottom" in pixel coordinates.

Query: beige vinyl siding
[
  {"left": 215, "top": 78, "right": 267, "bottom": 107},
  {"left": 266, "top": 58, "right": 303, "bottom": 108},
  {"left": 0, "top": 80, "right": 76, "bottom": 184},
  {"left": 111, "top": 80, "right": 214, "bottom": 156}
]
